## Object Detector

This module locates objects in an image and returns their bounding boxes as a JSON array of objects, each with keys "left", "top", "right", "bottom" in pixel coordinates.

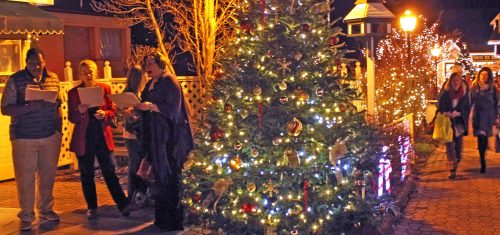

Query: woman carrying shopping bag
[{"left": 436, "top": 72, "right": 471, "bottom": 179}]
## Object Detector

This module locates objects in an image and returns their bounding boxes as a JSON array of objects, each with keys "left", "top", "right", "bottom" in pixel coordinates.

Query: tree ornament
[
  {"left": 234, "top": 141, "right": 242, "bottom": 150},
  {"left": 315, "top": 88, "right": 324, "bottom": 96},
  {"left": 240, "top": 109, "right": 249, "bottom": 119},
  {"left": 240, "top": 21, "right": 252, "bottom": 34},
  {"left": 294, "top": 51, "right": 303, "bottom": 61},
  {"left": 250, "top": 147, "right": 259, "bottom": 157},
  {"left": 284, "top": 148, "right": 300, "bottom": 168},
  {"left": 183, "top": 158, "right": 195, "bottom": 171},
  {"left": 279, "top": 96, "right": 289, "bottom": 104},
  {"left": 329, "top": 141, "right": 347, "bottom": 165},
  {"left": 295, "top": 87, "right": 309, "bottom": 102},
  {"left": 286, "top": 118, "right": 303, "bottom": 136},
  {"left": 224, "top": 103, "right": 233, "bottom": 113},
  {"left": 262, "top": 179, "right": 279, "bottom": 197},
  {"left": 272, "top": 136, "right": 283, "bottom": 145},
  {"left": 277, "top": 58, "right": 291, "bottom": 73},
  {"left": 289, "top": 204, "right": 303, "bottom": 215},
  {"left": 229, "top": 156, "right": 242, "bottom": 171},
  {"left": 247, "top": 182, "right": 257, "bottom": 192},
  {"left": 210, "top": 128, "right": 224, "bottom": 141},
  {"left": 212, "top": 177, "right": 233, "bottom": 195},
  {"left": 278, "top": 80, "right": 287, "bottom": 90},
  {"left": 253, "top": 85, "right": 262, "bottom": 96},
  {"left": 241, "top": 202, "right": 257, "bottom": 213},
  {"left": 302, "top": 23, "right": 311, "bottom": 32},
  {"left": 184, "top": 197, "right": 193, "bottom": 207},
  {"left": 328, "top": 36, "right": 339, "bottom": 47},
  {"left": 193, "top": 192, "right": 202, "bottom": 203}
]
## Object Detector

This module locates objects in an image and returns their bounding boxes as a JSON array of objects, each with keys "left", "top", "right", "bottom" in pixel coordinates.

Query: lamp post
[
  {"left": 431, "top": 45, "right": 442, "bottom": 98},
  {"left": 400, "top": 10, "right": 417, "bottom": 65}
]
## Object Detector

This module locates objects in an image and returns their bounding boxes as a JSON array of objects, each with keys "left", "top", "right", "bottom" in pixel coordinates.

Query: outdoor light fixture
[{"left": 400, "top": 10, "right": 417, "bottom": 32}]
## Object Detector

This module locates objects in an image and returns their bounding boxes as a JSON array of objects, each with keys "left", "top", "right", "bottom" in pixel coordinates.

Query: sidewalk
[
  {"left": 391, "top": 135, "right": 500, "bottom": 235},
  {"left": 0, "top": 169, "right": 204, "bottom": 234}
]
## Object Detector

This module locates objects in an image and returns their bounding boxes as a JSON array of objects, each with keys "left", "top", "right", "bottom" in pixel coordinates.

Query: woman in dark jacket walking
[
  {"left": 438, "top": 72, "right": 471, "bottom": 179},
  {"left": 471, "top": 67, "right": 497, "bottom": 173}
]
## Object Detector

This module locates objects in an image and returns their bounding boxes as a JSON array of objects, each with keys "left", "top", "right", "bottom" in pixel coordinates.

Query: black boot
[{"left": 480, "top": 152, "right": 486, "bottom": 174}]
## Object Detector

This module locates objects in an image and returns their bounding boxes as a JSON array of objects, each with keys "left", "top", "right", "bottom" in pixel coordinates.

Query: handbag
[
  {"left": 137, "top": 158, "right": 154, "bottom": 183},
  {"left": 432, "top": 113, "right": 453, "bottom": 142}
]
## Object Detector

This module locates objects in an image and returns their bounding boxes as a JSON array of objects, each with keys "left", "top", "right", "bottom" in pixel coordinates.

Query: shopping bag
[{"left": 432, "top": 113, "right": 453, "bottom": 142}]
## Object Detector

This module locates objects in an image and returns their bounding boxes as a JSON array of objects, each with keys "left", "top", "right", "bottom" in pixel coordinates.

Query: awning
[{"left": 0, "top": 1, "right": 63, "bottom": 35}]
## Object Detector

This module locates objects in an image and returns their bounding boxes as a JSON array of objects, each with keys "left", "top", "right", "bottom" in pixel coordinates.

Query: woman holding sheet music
[
  {"left": 67, "top": 59, "right": 131, "bottom": 219},
  {"left": 135, "top": 51, "right": 194, "bottom": 231}
]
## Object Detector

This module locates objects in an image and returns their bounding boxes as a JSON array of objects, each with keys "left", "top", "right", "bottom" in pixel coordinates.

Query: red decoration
[
  {"left": 193, "top": 193, "right": 202, "bottom": 203},
  {"left": 302, "top": 24, "right": 311, "bottom": 32},
  {"left": 210, "top": 128, "right": 224, "bottom": 141},
  {"left": 240, "top": 22, "right": 252, "bottom": 34},
  {"left": 303, "top": 179, "right": 309, "bottom": 212},
  {"left": 261, "top": 0, "right": 265, "bottom": 28},
  {"left": 286, "top": 118, "right": 303, "bottom": 136},
  {"left": 329, "top": 36, "right": 339, "bottom": 46},
  {"left": 224, "top": 103, "right": 233, "bottom": 113},
  {"left": 242, "top": 202, "right": 257, "bottom": 213}
]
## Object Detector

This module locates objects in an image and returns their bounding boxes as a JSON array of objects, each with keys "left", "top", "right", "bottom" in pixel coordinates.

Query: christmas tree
[{"left": 182, "top": 0, "right": 384, "bottom": 234}]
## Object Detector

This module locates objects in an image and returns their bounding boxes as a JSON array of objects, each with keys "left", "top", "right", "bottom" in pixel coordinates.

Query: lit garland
[{"left": 375, "top": 19, "right": 458, "bottom": 126}]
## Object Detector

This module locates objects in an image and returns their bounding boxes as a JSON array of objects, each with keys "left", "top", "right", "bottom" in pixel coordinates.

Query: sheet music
[
  {"left": 107, "top": 92, "right": 141, "bottom": 109},
  {"left": 77, "top": 87, "right": 104, "bottom": 108},
  {"left": 25, "top": 87, "right": 58, "bottom": 103}
]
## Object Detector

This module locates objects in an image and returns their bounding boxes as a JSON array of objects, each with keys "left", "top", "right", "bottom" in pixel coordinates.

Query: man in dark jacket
[{"left": 1, "top": 48, "right": 62, "bottom": 230}]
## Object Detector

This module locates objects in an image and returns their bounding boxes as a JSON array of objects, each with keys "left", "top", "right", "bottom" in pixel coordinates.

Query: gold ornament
[
  {"left": 294, "top": 51, "right": 303, "bottom": 61},
  {"left": 240, "top": 109, "right": 249, "bottom": 119},
  {"left": 290, "top": 204, "right": 303, "bottom": 215},
  {"left": 286, "top": 118, "right": 303, "bottom": 136},
  {"left": 295, "top": 87, "right": 309, "bottom": 102},
  {"left": 263, "top": 179, "right": 279, "bottom": 197},
  {"left": 229, "top": 156, "right": 242, "bottom": 171},
  {"left": 184, "top": 197, "right": 193, "bottom": 207},
  {"left": 252, "top": 85, "right": 262, "bottom": 96},
  {"left": 284, "top": 148, "right": 300, "bottom": 168},
  {"left": 250, "top": 147, "right": 259, "bottom": 157},
  {"left": 278, "top": 80, "right": 287, "bottom": 90},
  {"left": 212, "top": 177, "right": 234, "bottom": 195},
  {"left": 329, "top": 141, "right": 347, "bottom": 165},
  {"left": 247, "top": 182, "right": 257, "bottom": 192}
]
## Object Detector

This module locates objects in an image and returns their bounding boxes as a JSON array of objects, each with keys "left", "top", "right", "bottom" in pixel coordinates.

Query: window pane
[
  {"left": 64, "top": 26, "right": 92, "bottom": 60},
  {"left": 0, "top": 40, "right": 22, "bottom": 83},
  {"left": 100, "top": 28, "right": 123, "bottom": 59}
]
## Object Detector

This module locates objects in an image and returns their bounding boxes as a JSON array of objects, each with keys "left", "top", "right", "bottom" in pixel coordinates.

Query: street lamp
[
  {"left": 400, "top": 10, "right": 417, "bottom": 65},
  {"left": 431, "top": 45, "right": 442, "bottom": 98}
]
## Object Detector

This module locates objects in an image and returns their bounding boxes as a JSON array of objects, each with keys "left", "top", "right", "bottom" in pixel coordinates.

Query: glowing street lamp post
[
  {"left": 431, "top": 45, "right": 442, "bottom": 98},
  {"left": 400, "top": 10, "right": 417, "bottom": 65}
]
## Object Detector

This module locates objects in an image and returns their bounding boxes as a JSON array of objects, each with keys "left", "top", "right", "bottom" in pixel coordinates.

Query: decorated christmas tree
[{"left": 182, "top": 0, "right": 385, "bottom": 234}]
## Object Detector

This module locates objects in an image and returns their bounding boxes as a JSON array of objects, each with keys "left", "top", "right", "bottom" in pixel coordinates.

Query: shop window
[
  {"left": 0, "top": 40, "right": 22, "bottom": 83},
  {"left": 100, "top": 28, "right": 123, "bottom": 59}
]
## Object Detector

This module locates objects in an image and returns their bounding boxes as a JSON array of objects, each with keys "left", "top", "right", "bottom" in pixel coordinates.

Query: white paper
[
  {"left": 25, "top": 87, "right": 58, "bottom": 103},
  {"left": 107, "top": 92, "right": 141, "bottom": 109},
  {"left": 77, "top": 87, "right": 104, "bottom": 108}
]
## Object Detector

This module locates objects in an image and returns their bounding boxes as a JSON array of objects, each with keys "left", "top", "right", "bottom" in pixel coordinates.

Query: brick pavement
[{"left": 391, "top": 135, "right": 500, "bottom": 235}]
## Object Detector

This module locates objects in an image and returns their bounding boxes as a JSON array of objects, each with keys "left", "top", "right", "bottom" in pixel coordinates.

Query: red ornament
[
  {"left": 329, "top": 36, "right": 339, "bottom": 47},
  {"left": 242, "top": 202, "right": 257, "bottom": 213},
  {"left": 240, "top": 22, "right": 252, "bottom": 34},
  {"left": 210, "top": 128, "right": 224, "bottom": 141},
  {"left": 302, "top": 24, "right": 311, "bottom": 32},
  {"left": 193, "top": 193, "right": 202, "bottom": 203},
  {"left": 224, "top": 103, "right": 233, "bottom": 113}
]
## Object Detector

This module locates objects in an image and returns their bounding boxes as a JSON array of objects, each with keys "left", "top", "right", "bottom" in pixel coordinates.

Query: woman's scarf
[{"left": 448, "top": 81, "right": 465, "bottom": 100}]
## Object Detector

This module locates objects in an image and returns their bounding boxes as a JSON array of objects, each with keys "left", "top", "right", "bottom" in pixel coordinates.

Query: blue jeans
[{"left": 125, "top": 138, "right": 146, "bottom": 197}]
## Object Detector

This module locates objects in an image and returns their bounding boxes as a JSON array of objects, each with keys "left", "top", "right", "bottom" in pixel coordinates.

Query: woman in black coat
[
  {"left": 438, "top": 72, "right": 471, "bottom": 179},
  {"left": 135, "top": 52, "right": 194, "bottom": 231},
  {"left": 471, "top": 67, "right": 497, "bottom": 173}
]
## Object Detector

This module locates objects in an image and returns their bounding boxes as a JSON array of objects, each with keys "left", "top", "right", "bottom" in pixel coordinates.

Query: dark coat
[
  {"left": 141, "top": 74, "right": 194, "bottom": 183},
  {"left": 438, "top": 79, "right": 471, "bottom": 136},
  {"left": 68, "top": 83, "right": 116, "bottom": 156},
  {"left": 471, "top": 84, "right": 497, "bottom": 136}
]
